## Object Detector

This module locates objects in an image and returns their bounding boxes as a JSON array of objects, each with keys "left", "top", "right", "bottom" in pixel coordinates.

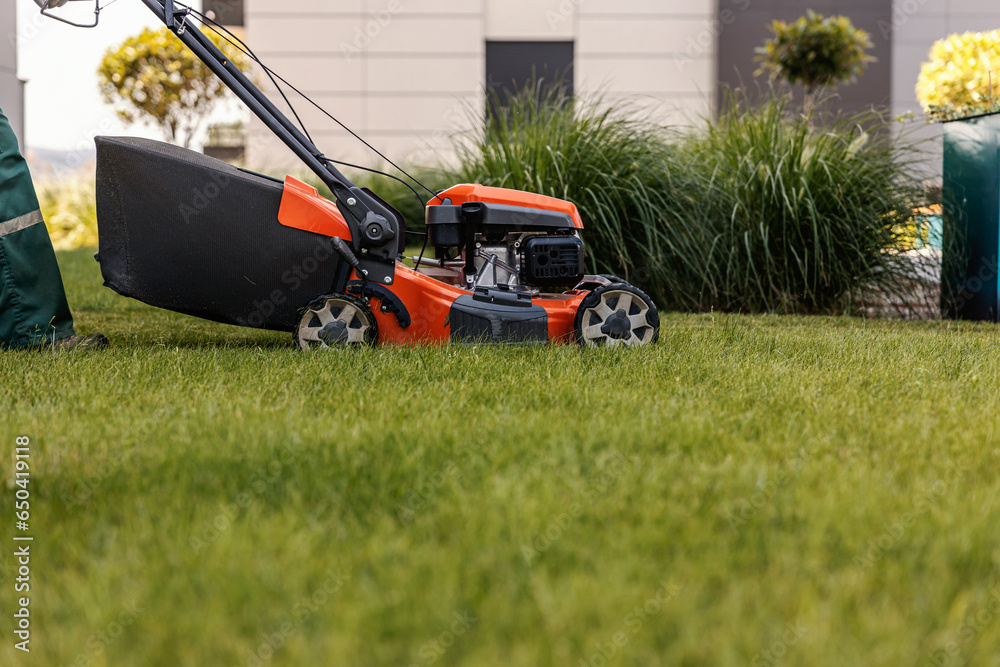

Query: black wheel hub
[
  {"left": 600, "top": 309, "right": 632, "bottom": 340},
  {"left": 318, "top": 320, "right": 350, "bottom": 345}
]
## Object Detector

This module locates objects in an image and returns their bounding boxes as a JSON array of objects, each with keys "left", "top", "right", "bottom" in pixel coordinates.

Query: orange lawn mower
[{"left": 37, "top": 0, "right": 660, "bottom": 348}]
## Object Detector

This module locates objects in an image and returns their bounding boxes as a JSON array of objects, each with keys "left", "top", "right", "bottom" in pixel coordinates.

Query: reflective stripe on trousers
[{"left": 0, "top": 210, "right": 44, "bottom": 238}]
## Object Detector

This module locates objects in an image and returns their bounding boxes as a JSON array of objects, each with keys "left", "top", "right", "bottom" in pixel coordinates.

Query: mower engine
[{"left": 421, "top": 186, "right": 586, "bottom": 293}]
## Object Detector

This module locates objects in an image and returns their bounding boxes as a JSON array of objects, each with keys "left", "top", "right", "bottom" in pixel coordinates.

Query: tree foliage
[
  {"left": 755, "top": 10, "right": 875, "bottom": 113},
  {"left": 917, "top": 30, "right": 1000, "bottom": 121},
  {"left": 98, "top": 27, "right": 249, "bottom": 148}
]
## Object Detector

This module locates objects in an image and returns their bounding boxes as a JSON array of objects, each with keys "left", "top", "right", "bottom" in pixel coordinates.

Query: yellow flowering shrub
[{"left": 917, "top": 30, "right": 1000, "bottom": 120}]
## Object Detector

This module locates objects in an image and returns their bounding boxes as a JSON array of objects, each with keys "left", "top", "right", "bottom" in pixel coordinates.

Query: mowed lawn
[{"left": 3, "top": 249, "right": 1000, "bottom": 667}]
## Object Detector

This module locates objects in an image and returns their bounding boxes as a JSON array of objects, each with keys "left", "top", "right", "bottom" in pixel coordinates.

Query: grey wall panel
[{"left": 0, "top": 0, "right": 23, "bottom": 148}]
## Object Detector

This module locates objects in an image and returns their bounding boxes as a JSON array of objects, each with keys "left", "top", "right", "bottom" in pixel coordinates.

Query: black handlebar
[
  {"left": 138, "top": 0, "right": 358, "bottom": 197},
  {"left": 40, "top": 0, "right": 401, "bottom": 258}
]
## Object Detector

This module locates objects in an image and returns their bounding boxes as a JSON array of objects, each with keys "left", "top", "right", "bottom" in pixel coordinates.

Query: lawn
[{"left": 3, "top": 249, "right": 1000, "bottom": 666}]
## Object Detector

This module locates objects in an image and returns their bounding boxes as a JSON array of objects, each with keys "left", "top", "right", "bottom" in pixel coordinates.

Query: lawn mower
[{"left": 35, "top": 0, "right": 660, "bottom": 348}]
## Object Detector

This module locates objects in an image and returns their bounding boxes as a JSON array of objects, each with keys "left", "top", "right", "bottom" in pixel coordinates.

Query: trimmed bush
[
  {"left": 918, "top": 30, "right": 1000, "bottom": 120},
  {"left": 755, "top": 10, "right": 875, "bottom": 115}
]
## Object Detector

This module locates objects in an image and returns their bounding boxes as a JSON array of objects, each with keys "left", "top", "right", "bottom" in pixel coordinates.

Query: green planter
[{"left": 942, "top": 112, "right": 1000, "bottom": 321}]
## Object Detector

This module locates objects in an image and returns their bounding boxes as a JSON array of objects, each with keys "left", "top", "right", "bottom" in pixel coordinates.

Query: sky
[{"left": 16, "top": 0, "right": 204, "bottom": 155}]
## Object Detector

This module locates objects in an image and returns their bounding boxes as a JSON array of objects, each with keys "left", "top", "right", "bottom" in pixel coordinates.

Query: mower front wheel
[
  {"left": 295, "top": 293, "right": 378, "bottom": 350},
  {"left": 574, "top": 283, "right": 659, "bottom": 348}
]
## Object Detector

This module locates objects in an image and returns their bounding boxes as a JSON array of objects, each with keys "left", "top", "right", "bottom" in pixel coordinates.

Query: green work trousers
[{"left": 0, "top": 106, "right": 75, "bottom": 349}]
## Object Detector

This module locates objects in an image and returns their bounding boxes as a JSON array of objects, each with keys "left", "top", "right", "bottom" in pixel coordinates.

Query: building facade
[
  {"left": 1, "top": 0, "right": 25, "bottom": 148},
  {"left": 244, "top": 0, "right": 716, "bottom": 168},
  {"left": 240, "top": 0, "right": 1000, "bottom": 175}
]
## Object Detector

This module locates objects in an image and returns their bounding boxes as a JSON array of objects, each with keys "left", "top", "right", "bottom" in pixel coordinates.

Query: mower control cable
[
  {"left": 183, "top": 5, "right": 444, "bottom": 206},
  {"left": 179, "top": 6, "right": 317, "bottom": 149},
  {"left": 330, "top": 237, "right": 367, "bottom": 279},
  {"left": 316, "top": 155, "right": 428, "bottom": 218}
]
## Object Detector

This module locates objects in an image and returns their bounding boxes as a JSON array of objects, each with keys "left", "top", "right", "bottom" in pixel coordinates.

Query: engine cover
[{"left": 521, "top": 236, "right": 585, "bottom": 287}]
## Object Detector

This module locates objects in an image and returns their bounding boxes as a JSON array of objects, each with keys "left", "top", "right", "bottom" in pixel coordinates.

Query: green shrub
[
  {"left": 662, "top": 92, "right": 930, "bottom": 314},
  {"left": 755, "top": 10, "right": 875, "bottom": 114},
  {"left": 450, "top": 85, "right": 930, "bottom": 314}
]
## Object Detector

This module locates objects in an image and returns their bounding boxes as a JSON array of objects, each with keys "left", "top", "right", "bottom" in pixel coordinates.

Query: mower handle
[
  {"left": 34, "top": 0, "right": 364, "bottom": 200},
  {"left": 33, "top": 0, "right": 102, "bottom": 28},
  {"left": 37, "top": 0, "right": 402, "bottom": 257}
]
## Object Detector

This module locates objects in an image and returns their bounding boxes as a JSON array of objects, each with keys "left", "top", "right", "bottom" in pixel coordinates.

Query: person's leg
[{"left": 0, "top": 106, "right": 76, "bottom": 349}]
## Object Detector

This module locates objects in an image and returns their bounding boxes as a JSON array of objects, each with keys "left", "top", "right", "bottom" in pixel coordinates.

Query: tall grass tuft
[
  {"left": 448, "top": 83, "right": 674, "bottom": 282},
  {"left": 660, "top": 92, "right": 931, "bottom": 313},
  {"left": 451, "top": 85, "right": 932, "bottom": 314}
]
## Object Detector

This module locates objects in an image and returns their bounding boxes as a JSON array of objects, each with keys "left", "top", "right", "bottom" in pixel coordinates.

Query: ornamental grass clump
[
  {"left": 659, "top": 92, "right": 931, "bottom": 314},
  {"left": 451, "top": 85, "right": 931, "bottom": 315},
  {"left": 448, "top": 83, "right": 674, "bottom": 284},
  {"left": 37, "top": 175, "right": 99, "bottom": 251}
]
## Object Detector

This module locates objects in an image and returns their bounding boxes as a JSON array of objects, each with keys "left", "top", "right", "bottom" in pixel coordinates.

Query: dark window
[
  {"left": 203, "top": 0, "right": 244, "bottom": 27},
  {"left": 486, "top": 41, "right": 574, "bottom": 111}
]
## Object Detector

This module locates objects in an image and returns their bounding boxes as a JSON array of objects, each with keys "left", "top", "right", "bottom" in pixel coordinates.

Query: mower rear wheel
[
  {"left": 574, "top": 283, "right": 659, "bottom": 348},
  {"left": 295, "top": 293, "right": 378, "bottom": 350}
]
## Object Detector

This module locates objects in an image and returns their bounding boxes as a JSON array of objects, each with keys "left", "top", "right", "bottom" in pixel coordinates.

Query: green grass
[{"left": 3, "top": 249, "right": 1000, "bottom": 666}]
